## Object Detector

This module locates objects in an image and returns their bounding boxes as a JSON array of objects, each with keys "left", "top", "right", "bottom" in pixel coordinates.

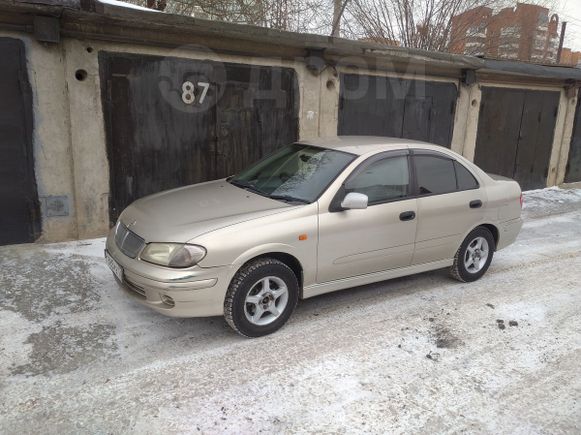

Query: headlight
[{"left": 140, "top": 243, "right": 206, "bottom": 268}]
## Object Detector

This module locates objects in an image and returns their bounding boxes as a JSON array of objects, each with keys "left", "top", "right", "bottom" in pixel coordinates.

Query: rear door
[
  {"left": 317, "top": 151, "right": 417, "bottom": 283},
  {"left": 411, "top": 151, "right": 484, "bottom": 264}
]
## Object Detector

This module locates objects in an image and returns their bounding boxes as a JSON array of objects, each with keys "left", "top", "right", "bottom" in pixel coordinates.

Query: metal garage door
[
  {"left": 565, "top": 90, "right": 581, "bottom": 183},
  {"left": 474, "top": 87, "right": 560, "bottom": 191},
  {"left": 338, "top": 74, "right": 458, "bottom": 147},
  {"left": 100, "top": 53, "right": 299, "bottom": 224},
  {"left": 0, "top": 38, "right": 40, "bottom": 245}
]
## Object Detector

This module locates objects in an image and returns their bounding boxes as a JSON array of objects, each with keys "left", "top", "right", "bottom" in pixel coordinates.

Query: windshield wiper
[
  {"left": 229, "top": 179, "right": 266, "bottom": 196},
  {"left": 230, "top": 179, "right": 308, "bottom": 204},
  {"left": 268, "top": 194, "right": 310, "bottom": 204}
]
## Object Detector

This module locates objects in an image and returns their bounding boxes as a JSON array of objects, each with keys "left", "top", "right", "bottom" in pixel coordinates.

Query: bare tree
[
  {"left": 343, "top": 0, "right": 497, "bottom": 51},
  {"left": 122, "top": 0, "right": 560, "bottom": 63},
  {"left": 343, "top": 0, "right": 556, "bottom": 53},
  {"left": 126, "top": 0, "right": 331, "bottom": 33}
]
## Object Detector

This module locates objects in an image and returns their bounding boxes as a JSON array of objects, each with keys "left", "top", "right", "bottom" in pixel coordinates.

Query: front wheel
[
  {"left": 224, "top": 258, "right": 299, "bottom": 337},
  {"left": 450, "top": 227, "right": 495, "bottom": 282}
]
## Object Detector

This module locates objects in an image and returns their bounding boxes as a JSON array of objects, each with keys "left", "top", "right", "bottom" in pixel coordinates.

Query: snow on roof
[{"left": 97, "top": 0, "right": 161, "bottom": 12}]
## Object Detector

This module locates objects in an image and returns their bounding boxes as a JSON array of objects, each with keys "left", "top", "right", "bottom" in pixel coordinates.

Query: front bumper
[{"left": 105, "top": 229, "right": 233, "bottom": 317}]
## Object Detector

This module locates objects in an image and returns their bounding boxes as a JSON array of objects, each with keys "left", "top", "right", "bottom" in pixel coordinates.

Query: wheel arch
[
  {"left": 233, "top": 251, "right": 304, "bottom": 298},
  {"left": 478, "top": 223, "right": 499, "bottom": 250}
]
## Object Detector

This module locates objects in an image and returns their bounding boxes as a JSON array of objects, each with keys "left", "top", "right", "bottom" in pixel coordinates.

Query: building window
[
  {"left": 467, "top": 26, "right": 486, "bottom": 38},
  {"left": 537, "top": 13, "right": 549, "bottom": 26},
  {"left": 500, "top": 26, "right": 520, "bottom": 37}
]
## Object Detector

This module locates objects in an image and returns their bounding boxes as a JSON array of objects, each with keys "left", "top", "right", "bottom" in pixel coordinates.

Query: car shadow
[{"left": 147, "top": 266, "right": 454, "bottom": 342}]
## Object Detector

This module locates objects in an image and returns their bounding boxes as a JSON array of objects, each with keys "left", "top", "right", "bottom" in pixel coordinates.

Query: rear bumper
[
  {"left": 497, "top": 217, "right": 523, "bottom": 250},
  {"left": 105, "top": 229, "right": 233, "bottom": 317}
]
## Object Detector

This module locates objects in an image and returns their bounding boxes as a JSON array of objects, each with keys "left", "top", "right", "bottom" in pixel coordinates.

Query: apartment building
[{"left": 450, "top": 2, "right": 560, "bottom": 63}]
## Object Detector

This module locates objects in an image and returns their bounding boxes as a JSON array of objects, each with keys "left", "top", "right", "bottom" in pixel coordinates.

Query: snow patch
[
  {"left": 523, "top": 186, "right": 581, "bottom": 207},
  {"left": 44, "top": 238, "right": 106, "bottom": 258}
]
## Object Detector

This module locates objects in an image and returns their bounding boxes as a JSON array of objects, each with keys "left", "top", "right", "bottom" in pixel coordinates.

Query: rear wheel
[
  {"left": 450, "top": 227, "right": 495, "bottom": 282},
  {"left": 224, "top": 258, "right": 299, "bottom": 337}
]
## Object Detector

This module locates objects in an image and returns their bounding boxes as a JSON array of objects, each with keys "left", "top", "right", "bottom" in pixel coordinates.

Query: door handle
[
  {"left": 399, "top": 211, "right": 416, "bottom": 221},
  {"left": 469, "top": 200, "right": 482, "bottom": 209}
]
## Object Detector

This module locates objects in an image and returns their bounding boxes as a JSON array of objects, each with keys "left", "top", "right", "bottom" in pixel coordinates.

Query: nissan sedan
[{"left": 105, "top": 136, "right": 523, "bottom": 337}]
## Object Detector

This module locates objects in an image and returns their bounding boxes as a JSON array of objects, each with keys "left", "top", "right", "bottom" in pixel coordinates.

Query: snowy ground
[{"left": 1, "top": 188, "right": 580, "bottom": 434}]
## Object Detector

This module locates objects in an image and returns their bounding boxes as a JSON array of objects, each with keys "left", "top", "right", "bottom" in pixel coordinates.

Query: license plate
[{"left": 105, "top": 250, "right": 124, "bottom": 282}]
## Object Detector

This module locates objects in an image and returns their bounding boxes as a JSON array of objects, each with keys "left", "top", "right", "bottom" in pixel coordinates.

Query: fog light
[{"left": 160, "top": 294, "right": 175, "bottom": 307}]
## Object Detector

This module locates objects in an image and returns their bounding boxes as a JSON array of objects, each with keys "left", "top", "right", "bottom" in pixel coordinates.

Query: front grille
[{"left": 114, "top": 222, "right": 145, "bottom": 259}]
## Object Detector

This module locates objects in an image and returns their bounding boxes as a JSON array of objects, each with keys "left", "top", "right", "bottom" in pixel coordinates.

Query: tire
[
  {"left": 450, "top": 227, "right": 496, "bottom": 283},
  {"left": 224, "top": 258, "right": 299, "bottom": 337}
]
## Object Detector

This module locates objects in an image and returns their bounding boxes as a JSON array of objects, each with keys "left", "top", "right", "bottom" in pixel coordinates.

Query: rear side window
[
  {"left": 415, "top": 156, "right": 456, "bottom": 195},
  {"left": 454, "top": 161, "right": 479, "bottom": 190}
]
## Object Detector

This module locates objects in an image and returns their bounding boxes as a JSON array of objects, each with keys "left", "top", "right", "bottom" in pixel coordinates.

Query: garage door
[
  {"left": 565, "top": 90, "right": 581, "bottom": 183},
  {"left": 100, "top": 53, "right": 299, "bottom": 224},
  {"left": 338, "top": 74, "right": 458, "bottom": 147},
  {"left": 0, "top": 38, "right": 40, "bottom": 245},
  {"left": 474, "top": 87, "right": 560, "bottom": 191}
]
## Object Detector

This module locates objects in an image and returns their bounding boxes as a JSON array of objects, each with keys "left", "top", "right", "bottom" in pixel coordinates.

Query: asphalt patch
[{"left": 10, "top": 321, "right": 117, "bottom": 377}]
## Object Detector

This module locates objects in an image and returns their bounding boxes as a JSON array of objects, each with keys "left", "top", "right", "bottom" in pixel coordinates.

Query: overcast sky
[{"left": 558, "top": 0, "right": 581, "bottom": 51}]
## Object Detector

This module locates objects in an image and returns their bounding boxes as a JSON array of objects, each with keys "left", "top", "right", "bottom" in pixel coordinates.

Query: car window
[
  {"left": 415, "top": 155, "right": 456, "bottom": 195},
  {"left": 345, "top": 156, "right": 410, "bottom": 205},
  {"left": 231, "top": 144, "right": 356, "bottom": 203},
  {"left": 454, "top": 161, "right": 479, "bottom": 190}
]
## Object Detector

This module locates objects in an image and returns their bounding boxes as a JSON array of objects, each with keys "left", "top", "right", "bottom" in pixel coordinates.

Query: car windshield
[{"left": 229, "top": 143, "right": 356, "bottom": 203}]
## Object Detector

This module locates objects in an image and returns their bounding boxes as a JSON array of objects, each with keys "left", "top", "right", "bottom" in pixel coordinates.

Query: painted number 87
[{"left": 181, "top": 81, "right": 210, "bottom": 105}]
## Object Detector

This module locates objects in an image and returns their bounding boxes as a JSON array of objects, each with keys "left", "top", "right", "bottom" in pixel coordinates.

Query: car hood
[{"left": 119, "top": 179, "right": 292, "bottom": 243}]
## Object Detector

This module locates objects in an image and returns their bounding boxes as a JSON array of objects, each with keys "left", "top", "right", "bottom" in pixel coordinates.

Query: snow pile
[{"left": 523, "top": 187, "right": 581, "bottom": 219}]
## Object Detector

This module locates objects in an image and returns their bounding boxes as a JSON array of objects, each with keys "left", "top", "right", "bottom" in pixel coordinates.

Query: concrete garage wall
[
  {"left": 0, "top": 0, "right": 580, "bottom": 244},
  {"left": 0, "top": 31, "right": 77, "bottom": 242}
]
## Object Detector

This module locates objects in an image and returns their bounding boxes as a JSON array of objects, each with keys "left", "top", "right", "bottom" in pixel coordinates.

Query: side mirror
[{"left": 341, "top": 192, "right": 368, "bottom": 210}]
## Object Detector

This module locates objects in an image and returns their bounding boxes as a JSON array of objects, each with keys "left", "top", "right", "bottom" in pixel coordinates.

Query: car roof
[{"left": 298, "top": 136, "right": 448, "bottom": 156}]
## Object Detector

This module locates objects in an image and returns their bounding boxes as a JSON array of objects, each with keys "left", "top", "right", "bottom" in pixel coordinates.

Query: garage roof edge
[{"left": 3, "top": 0, "right": 581, "bottom": 82}]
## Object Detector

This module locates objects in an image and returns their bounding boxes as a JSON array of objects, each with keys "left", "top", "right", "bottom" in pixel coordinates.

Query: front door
[{"left": 317, "top": 153, "right": 417, "bottom": 283}]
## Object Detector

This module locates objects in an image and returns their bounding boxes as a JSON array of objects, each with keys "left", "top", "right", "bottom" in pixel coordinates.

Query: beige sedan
[{"left": 105, "top": 136, "right": 523, "bottom": 337}]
